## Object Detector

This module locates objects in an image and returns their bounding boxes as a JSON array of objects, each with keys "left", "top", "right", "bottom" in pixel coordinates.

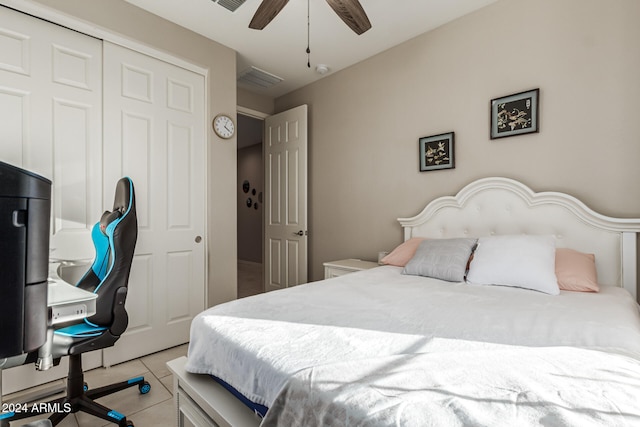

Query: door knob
[
  {"left": 293, "top": 230, "right": 304, "bottom": 236},
  {"left": 195, "top": 236, "right": 202, "bottom": 243}
]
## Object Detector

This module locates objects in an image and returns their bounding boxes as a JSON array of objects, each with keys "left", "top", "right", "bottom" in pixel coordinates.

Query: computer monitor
[{"left": 0, "top": 161, "right": 51, "bottom": 359}]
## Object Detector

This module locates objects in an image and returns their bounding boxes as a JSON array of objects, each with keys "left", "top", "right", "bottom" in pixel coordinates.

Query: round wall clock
[{"left": 213, "top": 114, "right": 235, "bottom": 139}]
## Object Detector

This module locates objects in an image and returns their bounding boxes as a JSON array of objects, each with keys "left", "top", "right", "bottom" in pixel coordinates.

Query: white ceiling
[{"left": 124, "top": 0, "right": 498, "bottom": 98}]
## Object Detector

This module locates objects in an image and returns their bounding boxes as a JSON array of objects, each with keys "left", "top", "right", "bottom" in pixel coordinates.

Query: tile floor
[
  {"left": 5, "top": 344, "right": 188, "bottom": 426},
  {"left": 237, "top": 260, "right": 263, "bottom": 299},
  {"left": 5, "top": 261, "right": 263, "bottom": 427}
]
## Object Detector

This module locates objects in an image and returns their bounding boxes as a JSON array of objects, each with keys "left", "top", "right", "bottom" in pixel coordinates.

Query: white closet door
[
  {"left": 0, "top": 5, "right": 103, "bottom": 393},
  {"left": 102, "top": 42, "right": 206, "bottom": 365},
  {"left": 0, "top": 5, "right": 102, "bottom": 261}
]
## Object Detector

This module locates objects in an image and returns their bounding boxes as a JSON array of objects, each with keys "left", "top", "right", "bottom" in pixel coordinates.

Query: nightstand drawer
[{"left": 323, "top": 259, "right": 379, "bottom": 279}]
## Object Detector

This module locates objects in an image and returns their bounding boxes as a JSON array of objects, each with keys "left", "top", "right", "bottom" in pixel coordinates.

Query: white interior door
[
  {"left": 102, "top": 42, "right": 206, "bottom": 365},
  {"left": 0, "top": 5, "right": 102, "bottom": 393},
  {"left": 264, "top": 105, "right": 308, "bottom": 292}
]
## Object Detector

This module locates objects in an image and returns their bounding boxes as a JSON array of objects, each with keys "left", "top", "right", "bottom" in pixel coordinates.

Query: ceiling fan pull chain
[{"left": 306, "top": 0, "right": 311, "bottom": 68}]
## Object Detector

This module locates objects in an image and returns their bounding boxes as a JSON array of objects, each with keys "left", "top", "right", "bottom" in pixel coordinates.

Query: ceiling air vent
[
  {"left": 237, "top": 66, "right": 283, "bottom": 89},
  {"left": 215, "top": 0, "right": 247, "bottom": 12}
]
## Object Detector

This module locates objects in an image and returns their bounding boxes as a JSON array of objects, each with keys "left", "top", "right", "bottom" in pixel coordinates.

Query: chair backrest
[{"left": 77, "top": 177, "right": 137, "bottom": 327}]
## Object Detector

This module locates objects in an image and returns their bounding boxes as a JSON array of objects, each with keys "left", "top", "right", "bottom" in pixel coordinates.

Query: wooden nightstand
[{"left": 323, "top": 259, "right": 379, "bottom": 279}]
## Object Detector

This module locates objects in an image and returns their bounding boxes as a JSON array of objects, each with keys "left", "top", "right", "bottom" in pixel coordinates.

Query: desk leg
[{"left": 35, "top": 329, "right": 54, "bottom": 372}]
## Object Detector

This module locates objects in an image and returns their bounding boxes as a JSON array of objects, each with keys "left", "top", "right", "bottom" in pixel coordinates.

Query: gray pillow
[{"left": 402, "top": 238, "right": 477, "bottom": 282}]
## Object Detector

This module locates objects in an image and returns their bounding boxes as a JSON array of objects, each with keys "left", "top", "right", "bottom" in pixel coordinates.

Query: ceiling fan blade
[
  {"left": 325, "top": 0, "right": 372, "bottom": 35},
  {"left": 249, "top": 0, "right": 291, "bottom": 30}
]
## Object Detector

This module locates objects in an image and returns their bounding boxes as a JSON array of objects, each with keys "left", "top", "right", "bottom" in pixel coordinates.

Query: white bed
[{"left": 167, "top": 177, "right": 640, "bottom": 427}]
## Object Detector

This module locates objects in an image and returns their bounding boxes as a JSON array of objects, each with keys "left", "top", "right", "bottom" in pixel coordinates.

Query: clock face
[{"left": 213, "top": 114, "right": 235, "bottom": 139}]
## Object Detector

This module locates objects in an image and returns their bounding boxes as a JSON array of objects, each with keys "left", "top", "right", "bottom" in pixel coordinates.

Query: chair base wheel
[{"left": 138, "top": 381, "right": 151, "bottom": 394}]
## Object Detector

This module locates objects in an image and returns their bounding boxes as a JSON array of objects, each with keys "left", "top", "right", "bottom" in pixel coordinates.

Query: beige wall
[
  {"left": 27, "top": 0, "right": 239, "bottom": 306},
  {"left": 237, "top": 143, "right": 263, "bottom": 263},
  {"left": 238, "top": 87, "right": 275, "bottom": 115},
  {"left": 276, "top": 0, "right": 640, "bottom": 282}
]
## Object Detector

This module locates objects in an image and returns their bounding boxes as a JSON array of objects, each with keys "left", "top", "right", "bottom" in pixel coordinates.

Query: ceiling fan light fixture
[{"left": 315, "top": 64, "right": 330, "bottom": 75}]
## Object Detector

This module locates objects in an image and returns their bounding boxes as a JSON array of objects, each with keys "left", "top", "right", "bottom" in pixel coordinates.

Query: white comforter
[
  {"left": 261, "top": 345, "right": 640, "bottom": 427},
  {"left": 185, "top": 266, "right": 640, "bottom": 424}
]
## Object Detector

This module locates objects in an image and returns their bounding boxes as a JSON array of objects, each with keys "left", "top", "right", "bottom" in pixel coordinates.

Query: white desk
[
  {"left": 0, "top": 263, "right": 97, "bottom": 370},
  {"left": 0, "top": 262, "right": 98, "bottom": 425},
  {"left": 0, "top": 263, "right": 98, "bottom": 403},
  {"left": 47, "top": 262, "right": 97, "bottom": 324}
]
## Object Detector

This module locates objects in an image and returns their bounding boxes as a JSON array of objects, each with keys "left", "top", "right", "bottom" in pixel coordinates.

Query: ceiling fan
[{"left": 249, "top": 0, "right": 372, "bottom": 35}]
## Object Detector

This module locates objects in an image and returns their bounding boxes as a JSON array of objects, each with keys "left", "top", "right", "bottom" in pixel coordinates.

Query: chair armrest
[{"left": 109, "top": 287, "right": 129, "bottom": 336}]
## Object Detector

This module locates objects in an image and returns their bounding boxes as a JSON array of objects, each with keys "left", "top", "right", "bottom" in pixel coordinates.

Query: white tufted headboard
[{"left": 398, "top": 177, "right": 640, "bottom": 299}]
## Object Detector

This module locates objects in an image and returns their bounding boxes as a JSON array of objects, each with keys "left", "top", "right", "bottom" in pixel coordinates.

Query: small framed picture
[
  {"left": 419, "top": 132, "right": 455, "bottom": 172},
  {"left": 490, "top": 88, "right": 539, "bottom": 139}
]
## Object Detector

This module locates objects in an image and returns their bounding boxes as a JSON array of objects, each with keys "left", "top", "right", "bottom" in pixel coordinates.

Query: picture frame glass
[
  {"left": 419, "top": 132, "right": 455, "bottom": 172},
  {"left": 491, "top": 89, "right": 539, "bottom": 139}
]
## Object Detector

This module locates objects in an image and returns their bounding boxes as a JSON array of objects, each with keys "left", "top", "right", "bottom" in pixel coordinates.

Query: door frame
[
  {"left": 237, "top": 106, "right": 268, "bottom": 298},
  {"left": 237, "top": 106, "right": 269, "bottom": 120}
]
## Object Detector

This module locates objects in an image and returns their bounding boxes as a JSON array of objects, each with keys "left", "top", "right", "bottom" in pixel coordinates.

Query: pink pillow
[
  {"left": 555, "top": 248, "right": 599, "bottom": 292},
  {"left": 381, "top": 238, "right": 425, "bottom": 267}
]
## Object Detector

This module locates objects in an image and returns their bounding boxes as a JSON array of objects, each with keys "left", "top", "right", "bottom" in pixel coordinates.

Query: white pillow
[{"left": 466, "top": 235, "right": 559, "bottom": 295}]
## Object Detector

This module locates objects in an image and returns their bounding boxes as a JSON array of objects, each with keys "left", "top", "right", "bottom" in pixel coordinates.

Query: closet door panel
[
  {"left": 0, "top": 87, "right": 28, "bottom": 165},
  {"left": 0, "top": 5, "right": 103, "bottom": 261},
  {"left": 0, "top": 5, "right": 103, "bottom": 394},
  {"left": 103, "top": 42, "right": 206, "bottom": 366}
]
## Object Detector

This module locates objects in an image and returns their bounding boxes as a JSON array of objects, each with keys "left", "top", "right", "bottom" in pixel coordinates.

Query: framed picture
[
  {"left": 490, "top": 88, "right": 539, "bottom": 139},
  {"left": 419, "top": 132, "right": 455, "bottom": 172}
]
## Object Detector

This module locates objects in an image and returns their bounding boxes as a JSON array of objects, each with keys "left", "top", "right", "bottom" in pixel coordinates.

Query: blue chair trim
[
  {"left": 90, "top": 223, "right": 111, "bottom": 280},
  {"left": 83, "top": 317, "right": 102, "bottom": 328},
  {"left": 107, "top": 410, "right": 125, "bottom": 421},
  {"left": 128, "top": 376, "right": 144, "bottom": 384},
  {"left": 94, "top": 178, "right": 134, "bottom": 295},
  {"left": 55, "top": 322, "right": 107, "bottom": 338}
]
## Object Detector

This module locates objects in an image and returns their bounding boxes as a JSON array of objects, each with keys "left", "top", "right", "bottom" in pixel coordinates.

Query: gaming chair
[{"left": 3, "top": 177, "right": 149, "bottom": 427}]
